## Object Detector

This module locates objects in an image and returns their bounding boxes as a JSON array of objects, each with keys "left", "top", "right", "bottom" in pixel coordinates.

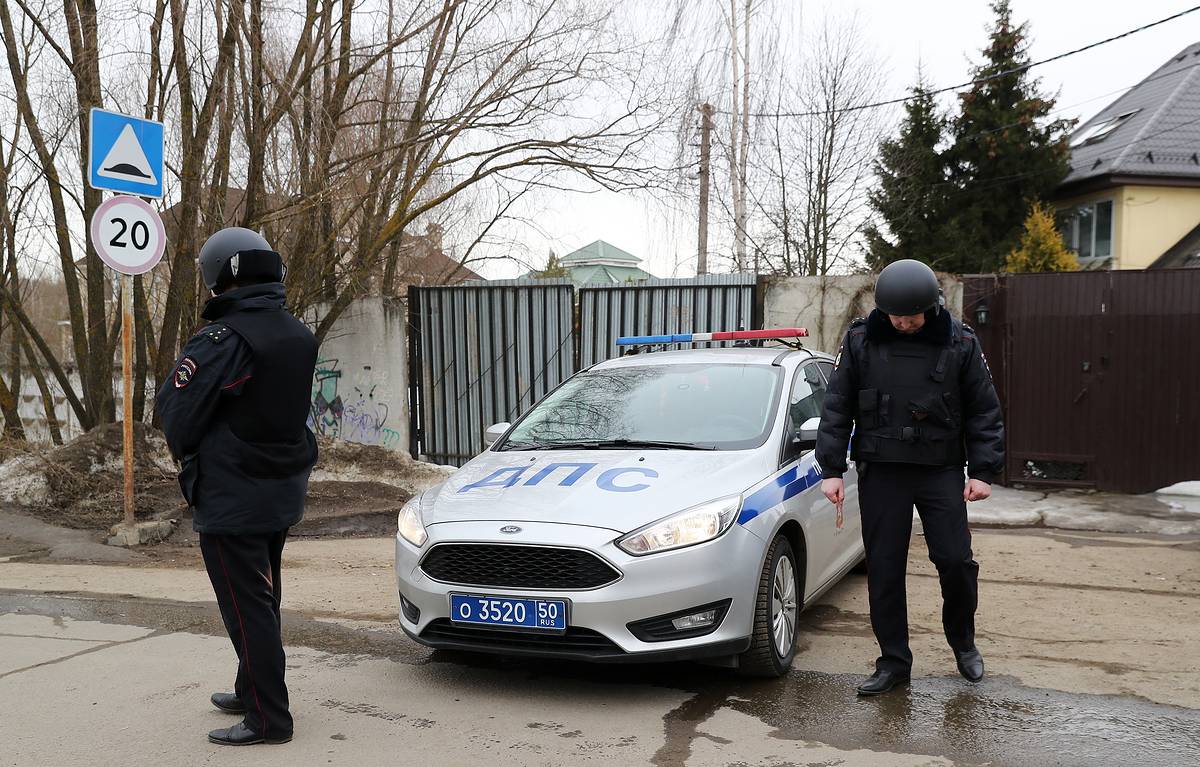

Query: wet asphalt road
[{"left": 2, "top": 590, "right": 1199, "bottom": 766}]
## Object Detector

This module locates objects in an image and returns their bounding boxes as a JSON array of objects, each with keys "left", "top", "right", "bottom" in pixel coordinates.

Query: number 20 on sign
[{"left": 89, "top": 195, "right": 166, "bottom": 275}]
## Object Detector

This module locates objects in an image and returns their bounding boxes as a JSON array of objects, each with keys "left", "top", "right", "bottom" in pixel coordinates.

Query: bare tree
[
  {"left": 244, "top": 0, "right": 674, "bottom": 340},
  {"left": 668, "top": 0, "right": 780, "bottom": 273},
  {"left": 753, "top": 12, "right": 884, "bottom": 275},
  {"left": 1, "top": 0, "right": 680, "bottom": 440}
]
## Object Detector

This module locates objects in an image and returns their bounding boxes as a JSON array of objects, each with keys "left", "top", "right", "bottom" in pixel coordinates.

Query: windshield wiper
[
  {"left": 594, "top": 439, "right": 715, "bottom": 451},
  {"left": 497, "top": 440, "right": 562, "bottom": 451},
  {"left": 504, "top": 438, "right": 714, "bottom": 451}
]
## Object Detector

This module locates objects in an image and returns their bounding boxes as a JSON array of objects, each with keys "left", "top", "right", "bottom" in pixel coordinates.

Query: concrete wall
[
  {"left": 4, "top": 298, "right": 412, "bottom": 451},
  {"left": 762, "top": 274, "right": 964, "bottom": 353},
  {"left": 308, "top": 297, "right": 409, "bottom": 451},
  {"left": 11, "top": 372, "right": 83, "bottom": 443}
]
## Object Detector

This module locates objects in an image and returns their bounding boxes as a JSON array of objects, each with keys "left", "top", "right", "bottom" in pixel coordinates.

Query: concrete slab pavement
[{"left": 0, "top": 611, "right": 955, "bottom": 767}]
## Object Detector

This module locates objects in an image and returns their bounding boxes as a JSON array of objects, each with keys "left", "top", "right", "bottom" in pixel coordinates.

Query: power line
[{"left": 717, "top": 5, "right": 1200, "bottom": 119}]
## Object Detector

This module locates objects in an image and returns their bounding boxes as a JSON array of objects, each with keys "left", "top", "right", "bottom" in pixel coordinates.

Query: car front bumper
[{"left": 394, "top": 520, "right": 765, "bottom": 662}]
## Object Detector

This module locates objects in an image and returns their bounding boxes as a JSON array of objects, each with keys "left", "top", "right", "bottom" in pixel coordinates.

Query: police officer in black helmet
[
  {"left": 816, "top": 259, "right": 1004, "bottom": 696},
  {"left": 155, "top": 227, "right": 318, "bottom": 744}
]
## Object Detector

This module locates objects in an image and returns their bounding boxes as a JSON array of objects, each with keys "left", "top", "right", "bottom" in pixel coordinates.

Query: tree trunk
[
  {"left": 0, "top": 342, "right": 25, "bottom": 439},
  {"left": 63, "top": 0, "right": 112, "bottom": 424},
  {"left": 0, "top": 0, "right": 94, "bottom": 430},
  {"left": 22, "top": 341, "right": 63, "bottom": 445}
]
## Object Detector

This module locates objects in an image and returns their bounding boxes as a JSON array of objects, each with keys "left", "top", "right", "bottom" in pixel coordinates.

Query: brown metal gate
[{"left": 963, "top": 270, "right": 1200, "bottom": 494}]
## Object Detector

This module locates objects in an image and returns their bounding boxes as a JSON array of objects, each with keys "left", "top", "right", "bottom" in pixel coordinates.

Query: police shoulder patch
[
  {"left": 202, "top": 324, "right": 232, "bottom": 344},
  {"left": 174, "top": 356, "right": 198, "bottom": 388}
]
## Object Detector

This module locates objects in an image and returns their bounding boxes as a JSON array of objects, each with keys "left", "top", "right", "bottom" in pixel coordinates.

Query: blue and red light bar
[{"left": 615, "top": 327, "right": 809, "bottom": 346}]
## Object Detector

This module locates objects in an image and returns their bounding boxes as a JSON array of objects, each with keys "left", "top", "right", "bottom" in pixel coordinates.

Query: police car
[{"left": 394, "top": 328, "right": 863, "bottom": 676}]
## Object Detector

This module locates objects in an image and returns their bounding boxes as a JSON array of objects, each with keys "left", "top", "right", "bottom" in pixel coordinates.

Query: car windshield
[{"left": 501, "top": 363, "right": 781, "bottom": 451}]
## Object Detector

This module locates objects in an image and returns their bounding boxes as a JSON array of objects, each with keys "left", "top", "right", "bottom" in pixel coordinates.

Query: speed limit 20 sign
[{"left": 89, "top": 195, "right": 166, "bottom": 275}]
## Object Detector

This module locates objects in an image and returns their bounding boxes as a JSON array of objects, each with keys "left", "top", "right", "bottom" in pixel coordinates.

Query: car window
[
  {"left": 788, "top": 362, "right": 828, "bottom": 428},
  {"left": 501, "top": 363, "right": 782, "bottom": 451},
  {"left": 815, "top": 361, "right": 834, "bottom": 383}
]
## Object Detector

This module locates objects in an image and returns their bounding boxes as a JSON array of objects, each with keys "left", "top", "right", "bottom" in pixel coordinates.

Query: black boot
[
  {"left": 210, "top": 692, "right": 245, "bottom": 714},
  {"left": 856, "top": 668, "right": 910, "bottom": 696},
  {"left": 955, "top": 648, "right": 984, "bottom": 682}
]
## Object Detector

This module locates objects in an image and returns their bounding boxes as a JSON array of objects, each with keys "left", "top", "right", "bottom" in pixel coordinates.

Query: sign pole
[
  {"left": 121, "top": 272, "right": 135, "bottom": 527},
  {"left": 86, "top": 108, "right": 166, "bottom": 540}
]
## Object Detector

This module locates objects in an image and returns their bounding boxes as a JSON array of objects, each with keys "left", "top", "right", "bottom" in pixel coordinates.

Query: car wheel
[{"left": 737, "top": 534, "right": 800, "bottom": 677}]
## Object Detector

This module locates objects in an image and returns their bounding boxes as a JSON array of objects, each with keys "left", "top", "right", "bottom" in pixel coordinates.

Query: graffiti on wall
[{"left": 309, "top": 358, "right": 402, "bottom": 449}]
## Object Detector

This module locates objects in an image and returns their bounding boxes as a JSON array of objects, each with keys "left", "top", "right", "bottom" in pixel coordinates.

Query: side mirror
[
  {"left": 783, "top": 416, "right": 821, "bottom": 464},
  {"left": 798, "top": 416, "right": 820, "bottom": 449},
  {"left": 483, "top": 422, "right": 511, "bottom": 447}
]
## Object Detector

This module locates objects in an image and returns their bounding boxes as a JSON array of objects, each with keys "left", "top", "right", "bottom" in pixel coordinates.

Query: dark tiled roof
[{"left": 1062, "top": 42, "right": 1200, "bottom": 188}]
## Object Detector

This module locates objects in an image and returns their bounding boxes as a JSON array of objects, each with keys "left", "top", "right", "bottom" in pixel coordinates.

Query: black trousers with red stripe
[{"left": 199, "top": 530, "right": 292, "bottom": 738}]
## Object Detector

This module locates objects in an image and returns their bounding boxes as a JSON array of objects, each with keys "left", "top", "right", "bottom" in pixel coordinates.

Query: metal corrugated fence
[
  {"left": 578, "top": 275, "right": 759, "bottom": 367},
  {"left": 408, "top": 281, "right": 575, "bottom": 466}
]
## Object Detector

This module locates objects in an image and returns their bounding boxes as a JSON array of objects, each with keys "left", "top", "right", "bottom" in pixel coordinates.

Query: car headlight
[
  {"left": 398, "top": 495, "right": 428, "bottom": 547},
  {"left": 617, "top": 495, "right": 741, "bottom": 556}
]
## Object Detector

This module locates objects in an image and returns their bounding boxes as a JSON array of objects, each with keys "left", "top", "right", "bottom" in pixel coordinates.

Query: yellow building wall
[
  {"left": 1057, "top": 185, "right": 1200, "bottom": 269},
  {"left": 1117, "top": 185, "right": 1200, "bottom": 269}
]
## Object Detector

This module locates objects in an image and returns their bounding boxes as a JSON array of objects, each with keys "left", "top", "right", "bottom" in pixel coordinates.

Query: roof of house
[
  {"left": 568, "top": 264, "right": 654, "bottom": 285},
  {"left": 522, "top": 240, "right": 655, "bottom": 284},
  {"left": 1059, "top": 42, "right": 1200, "bottom": 193},
  {"left": 559, "top": 240, "right": 640, "bottom": 266}
]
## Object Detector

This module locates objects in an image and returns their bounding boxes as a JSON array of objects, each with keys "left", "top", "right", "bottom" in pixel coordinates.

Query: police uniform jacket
[
  {"left": 815, "top": 308, "right": 1004, "bottom": 483},
  {"left": 155, "top": 283, "right": 319, "bottom": 534}
]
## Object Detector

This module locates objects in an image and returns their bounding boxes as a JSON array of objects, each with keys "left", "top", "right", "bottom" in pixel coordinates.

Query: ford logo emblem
[{"left": 499, "top": 525, "right": 522, "bottom": 534}]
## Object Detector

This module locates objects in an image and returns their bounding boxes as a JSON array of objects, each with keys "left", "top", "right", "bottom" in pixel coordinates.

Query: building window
[
  {"left": 1059, "top": 200, "right": 1113, "bottom": 261},
  {"left": 1070, "top": 110, "right": 1139, "bottom": 147}
]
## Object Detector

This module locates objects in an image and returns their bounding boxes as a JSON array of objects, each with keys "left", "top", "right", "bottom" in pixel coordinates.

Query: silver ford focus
[{"left": 395, "top": 331, "right": 864, "bottom": 676}]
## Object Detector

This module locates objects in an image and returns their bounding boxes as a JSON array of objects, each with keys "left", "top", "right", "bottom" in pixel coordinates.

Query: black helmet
[
  {"left": 874, "top": 259, "right": 940, "bottom": 316},
  {"left": 197, "top": 227, "right": 284, "bottom": 290}
]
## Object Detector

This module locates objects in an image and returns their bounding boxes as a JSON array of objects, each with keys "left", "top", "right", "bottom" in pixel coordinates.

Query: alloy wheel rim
[{"left": 771, "top": 554, "right": 798, "bottom": 656}]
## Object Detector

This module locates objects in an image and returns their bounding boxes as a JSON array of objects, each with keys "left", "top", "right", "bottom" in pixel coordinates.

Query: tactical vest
[
  {"left": 218, "top": 306, "right": 319, "bottom": 475},
  {"left": 853, "top": 333, "right": 967, "bottom": 467}
]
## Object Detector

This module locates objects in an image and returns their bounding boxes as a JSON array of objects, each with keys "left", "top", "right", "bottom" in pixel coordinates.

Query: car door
[
  {"left": 780, "top": 361, "right": 842, "bottom": 595},
  {"left": 815, "top": 360, "right": 863, "bottom": 575}
]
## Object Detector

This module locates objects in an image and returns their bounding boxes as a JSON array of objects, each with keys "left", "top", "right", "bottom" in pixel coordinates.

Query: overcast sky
[{"left": 483, "top": 0, "right": 1200, "bottom": 279}]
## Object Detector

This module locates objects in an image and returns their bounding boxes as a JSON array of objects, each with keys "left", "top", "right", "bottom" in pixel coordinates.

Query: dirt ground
[
  {"left": 0, "top": 429, "right": 1196, "bottom": 715},
  {"left": 1, "top": 523, "right": 1196, "bottom": 710},
  {"left": 0, "top": 429, "right": 453, "bottom": 539}
]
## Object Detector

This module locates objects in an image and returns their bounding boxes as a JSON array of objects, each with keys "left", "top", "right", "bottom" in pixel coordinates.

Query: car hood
[{"left": 422, "top": 449, "right": 770, "bottom": 534}]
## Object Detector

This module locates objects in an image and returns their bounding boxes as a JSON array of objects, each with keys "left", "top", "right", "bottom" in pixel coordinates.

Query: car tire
[{"left": 737, "top": 534, "right": 800, "bottom": 678}]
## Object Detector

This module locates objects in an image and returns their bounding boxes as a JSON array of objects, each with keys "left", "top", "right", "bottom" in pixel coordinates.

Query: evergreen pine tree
[
  {"left": 1005, "top": 201, "right": 1078, "bottom": 272},
  {"left": 944, "top": 0, "right": 1073, "bottom": 273},
  {"left": 864, "top": 84, "right": 948, "bottom": 270},
  {"left": 533, "top": 250, "right": 569, "bottom": 279}
]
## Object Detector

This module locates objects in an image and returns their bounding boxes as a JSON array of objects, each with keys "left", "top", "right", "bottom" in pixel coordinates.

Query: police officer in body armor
[
  {"left": 816, "top": 259, "right": 1003, "bottom": 696},
  {"left": 155, "top": 227, "right": 318, "bottom": 745}
]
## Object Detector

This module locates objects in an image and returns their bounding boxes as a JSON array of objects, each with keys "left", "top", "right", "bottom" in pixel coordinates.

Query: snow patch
[
  {"left": 0, "top": 455, "right": 49, "bottom": 506},
  {"left": 1156, "top": 480, "right": 1200, "bottom": 498}
]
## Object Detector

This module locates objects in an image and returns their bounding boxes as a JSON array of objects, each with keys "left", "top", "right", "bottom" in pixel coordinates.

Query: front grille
[
  {"left": 420, "top": 619, "right": 624, "bottom": 657},
  {"left": 420, "top": 544, "right": 621, "bottom": 590}
]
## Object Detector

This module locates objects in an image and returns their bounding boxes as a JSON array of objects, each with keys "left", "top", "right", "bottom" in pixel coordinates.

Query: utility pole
[{"left": 696, "top": 102, "right": 714, "bottom": 276}]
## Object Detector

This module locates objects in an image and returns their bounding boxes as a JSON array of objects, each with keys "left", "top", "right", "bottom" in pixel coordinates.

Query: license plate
[{"left": 449, "top": 594, "right": 568, "bottom": 632}]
